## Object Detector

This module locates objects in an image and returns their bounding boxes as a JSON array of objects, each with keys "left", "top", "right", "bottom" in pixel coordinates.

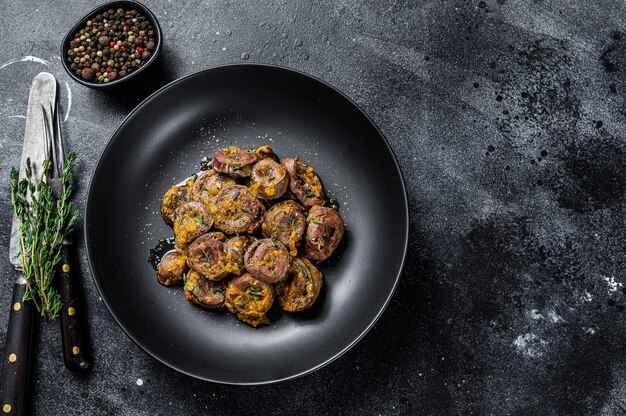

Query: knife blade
[{"left": 1, "top": 72, "right": 56, "bottom": 416}]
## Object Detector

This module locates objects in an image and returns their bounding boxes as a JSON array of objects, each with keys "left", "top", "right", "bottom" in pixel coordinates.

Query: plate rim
[{"left": 84, "top": 63, "right": 410, "bottom": 385}]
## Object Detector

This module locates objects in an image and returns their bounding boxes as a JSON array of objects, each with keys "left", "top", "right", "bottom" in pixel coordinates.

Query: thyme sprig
[{"left": 10, "top": 153, "right": 79, "bottom": 319}]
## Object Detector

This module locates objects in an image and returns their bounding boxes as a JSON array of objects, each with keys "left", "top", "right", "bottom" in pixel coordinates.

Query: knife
[
  {"left": 42, "top": 102, "right": 91, "bottom": 372},
  {"left": 1, "top": 72, "right": 56, "bottom": 416}
]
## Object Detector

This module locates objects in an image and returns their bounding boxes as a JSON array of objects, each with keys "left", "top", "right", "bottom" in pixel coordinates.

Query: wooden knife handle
[
  {"left": 0, "top": 279, "right": 34, "bottom": 416},
  {"left": 59, "top": 244, "right": 91, "bottom": 372}
]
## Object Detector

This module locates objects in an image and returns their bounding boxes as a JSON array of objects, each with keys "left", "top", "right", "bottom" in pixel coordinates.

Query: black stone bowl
[{"left": 60, "top": 0, "right": 162, "bottom": 90}]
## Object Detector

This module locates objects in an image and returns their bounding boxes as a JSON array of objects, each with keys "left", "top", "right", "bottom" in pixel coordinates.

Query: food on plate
[
  {"left": 304, "top": 205, "right": 346, "bottom": 261},
  {"left": 185, "top": 232, "right": 229, "bottom": 281},
  {"left": 225, "top": 273, "right": 274, "bottom": 327},
  {"left": 155, "top": 145, "right": 345, "bottom": 326},
  {"left": 282, "top": 157, "right": 325, "bottom": 207},
  {"left": 276, "top": 257, "right": 322, "bottom": 312},
  {"left": 184, "top": 271, "right": 225, "bottom": 309},
  {"left": 190, "top": 169, "right": 235, "bottom": 206},
  {"left": 249, "top": 159, "right": 289, "bottom": 200},
  {"left": 244, "top": 238, "right": 290, "bottom": 284},
  {"left": 261, "top": 200, "right": 307, "bottom": 255},
  {"left": 173, "top": 201, "right": 212, "bottom": 249},
  {"left": 211, "top": 146, "right": 258, "bottom": 178},
  {"left": 157, "top": 251, "right": 188, "bottom": 286}
]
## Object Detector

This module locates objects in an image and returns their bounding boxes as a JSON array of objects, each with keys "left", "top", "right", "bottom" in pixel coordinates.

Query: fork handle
[
  {"left": 59, "top": 243, "right": 91, "bottom": 372},
  {"left": 0, "top": 279, "right": 34, "bottom": 416}
]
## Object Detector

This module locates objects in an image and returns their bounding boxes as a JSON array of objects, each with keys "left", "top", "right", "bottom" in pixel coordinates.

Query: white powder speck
[
  {"left": 584, "top": 327, "right": 596, "bottom": 335},
  {"left": 136, "top": 378, "right": 144, "bottom": 386},
  {"left": 547, "top": 310, "right": 564, "bottom": 324},
  {"left": 529, "top": 309, "right": 543, "bottom": 320},
  {"left": 513, "top": 333, "right": 547, "bottom": 358},
  {"left": 603, "top": 276, "right": 623, "bottom": 293}
]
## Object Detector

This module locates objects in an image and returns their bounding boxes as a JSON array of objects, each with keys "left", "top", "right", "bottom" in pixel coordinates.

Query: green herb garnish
[
  {"left": 200, "top": 185, "right": 209, "bottom": 192},
  {"left": 213, "top": 286, "right": 224, "bottom": 294},
  {"left": 325, "top": 226, "right": 331, "bottom": 238},
  {"left": 249, "top": 286, "right": 262, "bottom": 297},
  {"left": 232, "top": 191, "right": 240, "bottom": 201},
  {"left": 312, "top": 219, "right": 322, "bottom": 225},
  {"left": 10, "top": 153, "right": 79, "bottom": 319},
  {"left": 305, "top": 190, "right": 316, "bottom": 197},
  {"left": 289, "top": 213, "right": 297, "bottom": 224},
  {"left": 228, "top": 163, "right": 243, "bottom": 171},
  {"left": 195, "top": 215, "right": 208, "bottom": 225},
  {"left": 297, "top": 266, "right": 309, "bottom": 278},
  {"left": 241, "top": 206, "right": 250, "bottom": 213},
  {"left": 270, "top": 235, "right": 277, "bottom": 247}
]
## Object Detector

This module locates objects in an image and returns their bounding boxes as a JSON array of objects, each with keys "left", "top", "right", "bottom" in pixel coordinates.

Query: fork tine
[
  {"left": 41, "top": 103, "right": 57, "bottom": 178},
  {"left": 54, "top": 100, "right": 65, "bottom": 169},
  {"left": 49, "top": 102, "right": 62, "bottom": 178},
  {"left": 40, "top": 104, "right": 53, "bottom": 177}
]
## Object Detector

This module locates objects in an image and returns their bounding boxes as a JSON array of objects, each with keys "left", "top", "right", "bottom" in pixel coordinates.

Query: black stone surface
[{"left": 1, "top": 0, "right": 625, "bottom": 414}]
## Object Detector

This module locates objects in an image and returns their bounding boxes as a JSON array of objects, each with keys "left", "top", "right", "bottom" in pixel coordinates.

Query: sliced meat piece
[
  {"left": 261, "top": 200, "right": 306, "bottom": 255},
  {"left": 250, "top": 159, "right": 289, "bottom": 200},
  {"left": 186, "top": 232, "right": 229, "bottom": 281},
  {"left": 254, "top": 145, "right": 279, "bottom": 162},
  {"left": 211, "top": 146, "right": 258, "bottom": 178},
  {"left": 225, "top": 273, "right": 274, "bottom": 327},
  {"left": 276, "top": 257, "right": 323, "bottom": 312},
  {"left": 161, "top": 176, "right": 195, "bottom": 225},
  {"left": 222, "top": 235, "right": 256, "bottom": 275},
  {"left": 173, "top": 201, "right": 213, "bottom": 250},
  {"left": 190, "top": 169, "right": 236, "bottom": 206},
  {"left": 244, "top": 238, "right": 290, "bottom": 284},
  {"left": 304, "top": 205, "right": 345, "bottom": 261},
  {"left": 157, "top": 250, "right": 188, "bottom": 286},
  {"left": 184, "top": 270, "right": 225, "bottom": 309},
  {"left": 211, "top": 185, "right": 259, "bottom": 234},
  {"left": 283, "top": 157, "right": 325, "bottom": 207}
]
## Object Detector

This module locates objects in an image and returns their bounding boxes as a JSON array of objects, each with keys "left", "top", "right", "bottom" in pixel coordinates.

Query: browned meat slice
[
  {"left": 222, "top": 235, "right": 256, "bottom": 275},
  {"left": 261, "top": 200, "right": 306, "bottom": 255},
  {"left": 254, "top": 145, "right": 279, "bottom": 162},
  {"left": 276, "top": 257, "right": 323, "bottom": 312},
  {"left": 161, "top": 176, "right": 195, "bottom": 225},
  {"left": 225, "top": 273, "right": 274, "bottom": 327},
  {"left": 304, "top": 205, "right": 345, "bottom": 261},
  {"left": 173, "top": 201, "right": 213, "bottom": 250},
  {"left": 249, "top": 159, "right": 289, "bottom": 200},
  {"left": 157, "top": 251, "right": 188, "bottom": 286},
  {"left": 282, "top": 157, "right": 325, "bottom": 207},
  {"left": 186, "top": 232, "right": 229, "bottom": 281},
  {"left": 190, "top": 169, "right": 235, "bottom": 206},
  {"left": 184, "top": 270, "right": 225, "bottom": 309},
  {"left": 211, "top": 185, "right": 259, "bottom": 234},
  {"left": 211, "top": 146, "right": 258, "bottom": 178},
  {"left": 244, "top": 238, "right": 290, "bottom": 284}
]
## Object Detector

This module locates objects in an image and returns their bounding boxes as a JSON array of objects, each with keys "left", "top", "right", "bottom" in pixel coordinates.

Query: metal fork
[{"left": 41, "top": 103, "right": 91, "bottom": 372}]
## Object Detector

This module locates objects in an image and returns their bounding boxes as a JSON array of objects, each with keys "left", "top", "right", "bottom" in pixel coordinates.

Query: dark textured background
[{"left": 1, "top": 0, "right": 625, "bottom": 414}]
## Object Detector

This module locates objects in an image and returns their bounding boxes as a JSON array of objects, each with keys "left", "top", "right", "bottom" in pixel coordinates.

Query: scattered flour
[
  {"left": 513, "top": 333, "right": 547, "bottom": 358},
  {"left": 603, "top": 276, "right": 623, "bottom": 293}
]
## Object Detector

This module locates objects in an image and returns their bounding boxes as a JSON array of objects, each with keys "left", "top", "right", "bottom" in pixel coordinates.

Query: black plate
[{"left": 85, "top": 64, "right": 408, "bottom": 384}]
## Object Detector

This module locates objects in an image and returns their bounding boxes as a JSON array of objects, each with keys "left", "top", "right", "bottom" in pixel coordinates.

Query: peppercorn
[
  {"left": 81, "top": 68, "right": 95, "bottom": 80},
  {"left": 98, "top": 36, "right": 109, "bottom": 45}
]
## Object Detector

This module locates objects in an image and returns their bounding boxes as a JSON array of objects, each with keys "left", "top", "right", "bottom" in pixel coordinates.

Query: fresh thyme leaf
[
  {"left": 195, "top": 215, "right": 207, "bottom": 225},
  {"left": 200, "top": 185, "right": 209, "bottom": 192},
  {"left": 305, "top": 190, "right": 316, "bottom": 197},
  {"left": 241, "top": 206, "right": 250, "bottom": 213},
  {"left": 325, "top": 226, "right": 331, "bottom": 237},
  {"left": 298, "top": 265, "right": 309, "bottom": 278},
  {"left": 249, "top": 286, "right": 262, "bottom": 297},
  {"left": 270, "top": 235, "right": 277, "bottom": 247},
  {"left": 312, "top": 219, "right": 322, "bottom": 225},
  {"left": 232, "top": 191, "right": 240, "bottom": 201},
  {"left": 228, "top": 163, "right": 243, "bottom": 171},
  {"left": 182, "top": 272, "right": 188, "bottom": 283},
  {"left": 213, "top": 286, "right": 224, "bottom": 294},
  {"left": 289, "top": 213, "right": 297, "bottom": 224}
]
